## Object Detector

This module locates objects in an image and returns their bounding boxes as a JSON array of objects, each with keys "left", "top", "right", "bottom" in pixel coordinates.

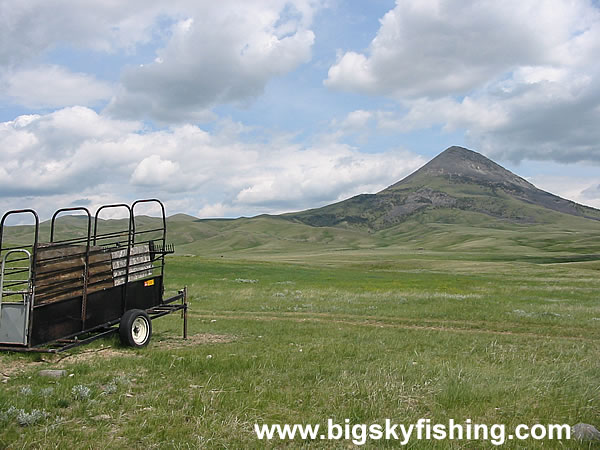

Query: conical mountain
[
  {"left": 391, "top": 146, "right": 534, "bottom": 190},
  {"left": 284, "top": 146, "right": 600, "bottom": 230}
]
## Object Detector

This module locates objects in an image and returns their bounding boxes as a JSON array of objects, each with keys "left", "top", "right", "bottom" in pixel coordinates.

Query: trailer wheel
[{"left": 119, "top": 309, "right": 152, "bottom": 347}]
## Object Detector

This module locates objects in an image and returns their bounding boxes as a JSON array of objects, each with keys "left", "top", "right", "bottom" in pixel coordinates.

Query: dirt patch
[
  {"left": 54, "top": 346, "right": 134, "bottom": 365},
  {"left": 0, "top": 334, "right": 233, "bottom": 379},
  {"left": 1, "top": 346, "right": 133, "bottom": 379},
  {"left": 1, "top": 356, "right": 46, "bottom": 379},
  {"left": 154, "top": 333, "right": 236, "bottom": 349}
]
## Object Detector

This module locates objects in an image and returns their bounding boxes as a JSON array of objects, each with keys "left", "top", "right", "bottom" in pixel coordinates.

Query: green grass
[
  {"left": 4, "top": 149, "right": 600, "bottom": 447},
  {"left": 1, "top": 251, "right": 599, "bottom": 448}
]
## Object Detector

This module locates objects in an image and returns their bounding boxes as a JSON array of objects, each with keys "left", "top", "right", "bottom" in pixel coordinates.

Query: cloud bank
[
  {"left": 326, "top": 0, "right": 600, "bottom": 163},
  {"left": 0, "top": 107, "right": 425, "bottom": 218},
  {"left": 106, "top": 1, "right": 319, "bottom": 122}
]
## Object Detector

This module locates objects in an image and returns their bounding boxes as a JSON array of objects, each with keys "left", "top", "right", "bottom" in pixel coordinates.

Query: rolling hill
[{"left": 3, "top": 146, "right": 600, "bottom": 262}]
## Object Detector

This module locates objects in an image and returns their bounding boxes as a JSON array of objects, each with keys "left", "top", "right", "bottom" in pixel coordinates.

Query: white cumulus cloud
[
  {"left": 326, "top": 0, "right": 600, "bottom": 164},
  {"left": 325, "top": 0, "right": 594, "bottom": 98},
  {"left": 131, "top": 155, "right": 180, "bottom": 187},
  {"left": 0, "top": 1, "right": 323, "bottom": 123},
  {"left": 0, "top": 0, "right": 169, "bottom": 66},
  {"left": 2, "top": 65, "right": 113, "bottom": 109},
  {"left": 106, "top": 1, "right": 320, "bottom": 122},
  {"left": 0, "top": 107, "right": 425, "bottom": 219}
]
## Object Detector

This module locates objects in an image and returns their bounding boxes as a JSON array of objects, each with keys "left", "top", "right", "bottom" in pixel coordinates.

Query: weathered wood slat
[
  {"left": 32, "top": 243, "right": 153, "bottom": 304},
  {"left": 36, "top": 244, "right": 87, "bottom": 259},
  {"left": 36, "top": 251, "right": 111, "bottom": 273},
  {"left": 33, "top": 243, "right": 115, "bottom": 305},
  {"left": 36, "top": 275, "right": 82, "bottom": 291},
  {"left": 37, "top": 256, "right": 83, "bottom": 273}
]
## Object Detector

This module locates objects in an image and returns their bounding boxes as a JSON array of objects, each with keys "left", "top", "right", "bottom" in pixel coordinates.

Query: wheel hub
[{"left": 131, "top": 317, "right": 149, "bottom": 345}]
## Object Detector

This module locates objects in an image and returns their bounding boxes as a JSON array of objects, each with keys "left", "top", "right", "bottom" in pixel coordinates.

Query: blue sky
[{"left": 1, "top": 0, "right": 599, "bottom": 219}]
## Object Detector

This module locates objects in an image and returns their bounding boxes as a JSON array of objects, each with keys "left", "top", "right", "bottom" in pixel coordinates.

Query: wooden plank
[
  {"left": 86, "top": 279, "right": 114, "bottom": 294},
  {"left": 35, "top": 271, "right": 83, "bottom": 290},
  {"left": 33, "top": 243, "right": 115, "bottom": 305},
  {"left": 36, "top": 251, "right": 84, "bottom": 272},
  {"left": 36, "top": 278, "right": 115, "bottom": 304},
  {"left": 88, "top": 253, "right": 113, "bottom": 281},
  {"left": 36, "top": 244, "right": 87, "bottom": 261},
  {"left": 35, "top": 285, "right": 83, "bottom": 305},
  {"left": 36, "top": 244, "right": 111, "bottom": 262}
]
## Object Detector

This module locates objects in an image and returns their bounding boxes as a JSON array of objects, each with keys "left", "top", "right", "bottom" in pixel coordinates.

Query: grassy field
[{"left": 1, "top": 249, "right": 599, "bottom": 448}]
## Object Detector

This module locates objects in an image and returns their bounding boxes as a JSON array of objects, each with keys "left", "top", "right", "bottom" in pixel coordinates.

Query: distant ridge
[{"left": 284, "top": 146, "right": 600, "bottom": 230}]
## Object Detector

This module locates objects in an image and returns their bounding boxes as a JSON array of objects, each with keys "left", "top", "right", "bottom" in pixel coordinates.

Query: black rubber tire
[{"left": 119, "top": 309, "right": 152, "bottom": 348}]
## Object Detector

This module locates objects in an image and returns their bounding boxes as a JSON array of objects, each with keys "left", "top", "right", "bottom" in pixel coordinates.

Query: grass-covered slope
[
  {"left": 284, "top": 146, "right": 600, "bottom": 229},
  {"left": 4, "top": 207, "right": 600, "bottom": 264},
  {"left": 2, "top": 254, "right": 599, "bottom": 447}
]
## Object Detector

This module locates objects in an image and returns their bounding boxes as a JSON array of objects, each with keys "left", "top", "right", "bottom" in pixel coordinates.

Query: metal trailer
[{"left": 0, "top": 199, "right": 187, "bottom": 353}]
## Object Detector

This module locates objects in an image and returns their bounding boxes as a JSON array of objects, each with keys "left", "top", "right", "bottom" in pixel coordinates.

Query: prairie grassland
[{"left": 1, "top": 253, "right": 599, "bottom": 448}]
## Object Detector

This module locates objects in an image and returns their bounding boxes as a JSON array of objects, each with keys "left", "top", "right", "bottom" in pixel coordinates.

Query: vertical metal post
[{"left": 182, "top": 286, "right": 188, "bottom": 340}]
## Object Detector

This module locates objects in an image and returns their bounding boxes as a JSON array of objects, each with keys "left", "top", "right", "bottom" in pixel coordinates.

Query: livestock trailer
[{"left": 0, "top": 199, "right": 187, "bottom": 352}]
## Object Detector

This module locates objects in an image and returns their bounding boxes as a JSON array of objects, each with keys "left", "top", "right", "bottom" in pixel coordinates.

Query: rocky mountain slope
[{"left": 283, "top": 146, "right": 600, "bottom": 230}]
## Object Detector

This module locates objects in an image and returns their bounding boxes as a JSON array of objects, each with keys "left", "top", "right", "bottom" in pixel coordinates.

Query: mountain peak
[
  {"left": 438, "top": 145, "right": 481, "bottom": 158},
  {"left": 389, "top": 146, "right": 534, "bottom": 191},
  {"left": 429, "top": 146, "right": 506, "bottom": 170}
]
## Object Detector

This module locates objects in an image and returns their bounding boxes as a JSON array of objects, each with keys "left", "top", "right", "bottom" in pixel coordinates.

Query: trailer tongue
[{"left": 0, "top": 199, "right": 187, "bottom": 353}]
